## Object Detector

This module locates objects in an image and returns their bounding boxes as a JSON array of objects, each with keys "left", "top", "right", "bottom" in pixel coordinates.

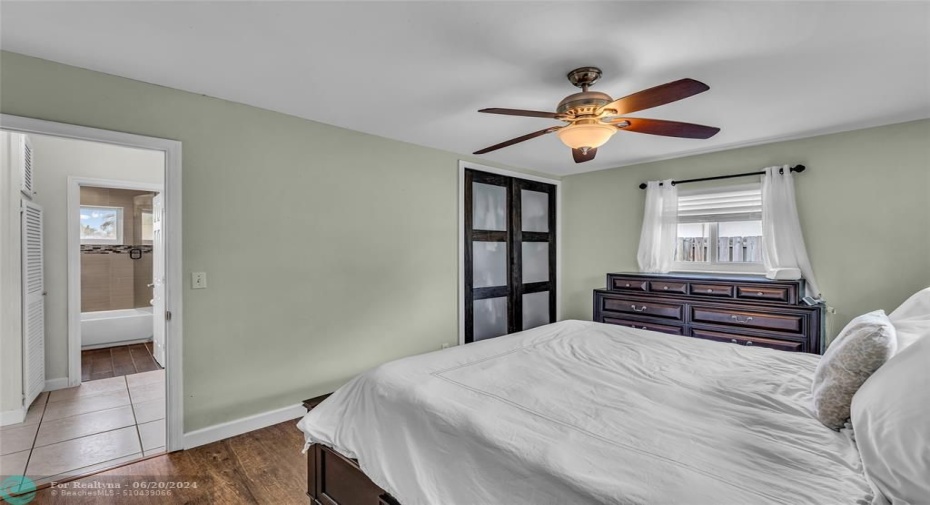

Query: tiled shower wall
[{"left": 80, "top": 187, "right": 155, "bottom": 312}]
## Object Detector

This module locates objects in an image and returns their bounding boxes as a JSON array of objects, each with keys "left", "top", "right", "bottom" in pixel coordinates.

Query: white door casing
[
  {"left": 3, "top": 113, "right": 183, "bottom": 451},
  {"left": 21, "top": 198, "right": 44, "bottom": 407},
  {"left": 152, "top": 193, "right": 166, "bottom": 367}
]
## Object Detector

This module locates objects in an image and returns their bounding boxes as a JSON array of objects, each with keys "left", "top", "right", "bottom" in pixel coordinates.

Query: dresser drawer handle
[
  {"left": 731, "top": 315, "right": 754, "bottom": 324},
  {"left": 625, "top": 283, "right": 631, "bottom": 287},
  {"left": 631, "top": 305, "right": 648, "bottom": 312},
  {"left": 730, "top": 338, "right": 739, "bottom": 344},
  {"left": 663, "top": 286, "right": 668, "bottom": 290},
  {"left": 757, "top": 291, "right": 764, "bottom": 296},
  {"left": 630, "top": 325, "right": 647, "bottom": 330},
  {"left": 706, "top": 288, "right": 713, "bottom": 293},
  {"left": 745, "top": 341, "right": 754, "bottom": 346}
]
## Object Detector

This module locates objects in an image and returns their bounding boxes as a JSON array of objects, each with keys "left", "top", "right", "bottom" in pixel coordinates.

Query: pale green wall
[
  {"left": 562, "top": 119, "right": 930, "bottom": 342},
  {"left": 0, "top": 51, "right": 551, "bottom": 431}
]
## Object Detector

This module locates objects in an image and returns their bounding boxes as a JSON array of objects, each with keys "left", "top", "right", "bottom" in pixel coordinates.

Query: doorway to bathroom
[
  {"left": 0, "top": 114, "right": 182, "bottom": 487},
  {"left": 73, "top": 182, "right": 164, "bottom": 371}
]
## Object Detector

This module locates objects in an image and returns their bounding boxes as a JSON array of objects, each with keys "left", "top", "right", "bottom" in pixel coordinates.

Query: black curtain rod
[{"left": 638, "top": 165, "right": 806, "bottom": 190}]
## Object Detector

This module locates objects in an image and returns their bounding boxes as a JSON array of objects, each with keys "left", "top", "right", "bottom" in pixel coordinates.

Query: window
[
  {"left": 80, "top": 206, "right": 123, "bottom": 244},
  {"left": 673, "top": 184, "right": 764, "bottom": 273}
]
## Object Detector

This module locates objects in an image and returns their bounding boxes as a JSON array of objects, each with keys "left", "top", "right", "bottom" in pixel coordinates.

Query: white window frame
[
  {"left": 671, "top": 183, "right": 765, "bottom": 275},
  {"left": 79, "top": 205, "right": 124, "bottom": 245}
]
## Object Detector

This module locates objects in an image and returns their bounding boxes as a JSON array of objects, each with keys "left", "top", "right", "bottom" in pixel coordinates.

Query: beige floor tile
[
  {"left": 42, "top": 389, "right": 131, "bottom": 422},
  {"left": 0, "top": 449, "right": 30, "bottom": 477},
  {"left": 25, "top": 426, "right": 141, "bottom": 479},
  {"left": 48, "top": 376, "right": 127, "bottom": 403},
  {"left": 128, "top": 380, "right": 165, "bottom": 404},
  {"left": 30, "top": 452, "right": 143, "bottom": 487},
  {"left": 143, "top": 446, "right": 165, "bottom": 457},
  {"left": 126, "top": 369, "right": 164, "bottom": 389},
  {"left": 34, "top": 405, "right": 136, "bottom": 448},
  {"left": 0, "top": 422, "right": 38, "bottom": 455},
  {"left": 137, "top": 419, "right": 166, "bottom": 452},
  {"left": 132, "top": 398, "right": 166, "bottom": 424}
]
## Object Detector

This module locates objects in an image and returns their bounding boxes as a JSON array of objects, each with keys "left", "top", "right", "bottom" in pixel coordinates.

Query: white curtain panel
[
  {"left": 761, "top": 165, "right": 822, "bottom": 298},
  {"left": 637, "top": 180, "right": 678, "bottom": 273}
]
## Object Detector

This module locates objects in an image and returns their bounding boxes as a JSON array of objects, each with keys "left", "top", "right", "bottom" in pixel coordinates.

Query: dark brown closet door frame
[{"left": 463, "top": 168, "right": 557, "bottom": 344}]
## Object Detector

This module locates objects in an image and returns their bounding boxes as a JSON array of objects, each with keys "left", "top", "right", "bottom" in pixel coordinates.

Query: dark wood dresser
[{"left": 594, "top": 273, "right": 824, "bottom": 354}]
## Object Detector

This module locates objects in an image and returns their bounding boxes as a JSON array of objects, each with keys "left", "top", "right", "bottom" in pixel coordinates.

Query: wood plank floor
[
  {"left": 29, "top": 420, "right": 307, "bottom": 504},
  {"left": 81, "top": 343, "right": 161, "bottom": 382}
]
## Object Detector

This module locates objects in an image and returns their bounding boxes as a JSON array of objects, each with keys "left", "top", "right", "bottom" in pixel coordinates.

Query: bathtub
[{"left": 81, "top": 307, "right": 154, "bottom": 349}]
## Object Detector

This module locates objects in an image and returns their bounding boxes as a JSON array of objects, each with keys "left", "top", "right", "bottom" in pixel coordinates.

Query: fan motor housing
[{"left": 557, "top": 91, "right": 612, "bottom": 116}]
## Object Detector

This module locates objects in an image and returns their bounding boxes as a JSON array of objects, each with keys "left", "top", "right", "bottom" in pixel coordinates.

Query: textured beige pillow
[{"left": 811, "top": 310, "right": 896, "bottom": 430}]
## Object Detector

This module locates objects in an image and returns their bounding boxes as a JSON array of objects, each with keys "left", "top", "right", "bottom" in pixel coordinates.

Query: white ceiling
[{"left": 2, "top": 1, "right": 928, "bottom": 176}]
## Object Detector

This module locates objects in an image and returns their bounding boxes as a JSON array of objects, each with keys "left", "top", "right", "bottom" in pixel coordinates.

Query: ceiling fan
[{"left": 473, "top": 67, "right": 720, "bottom": 163}]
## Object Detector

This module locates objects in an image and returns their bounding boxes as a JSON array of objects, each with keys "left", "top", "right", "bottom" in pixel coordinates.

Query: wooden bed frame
[{"left": 304, "top": 395, "right": 401, "bottom": 505}]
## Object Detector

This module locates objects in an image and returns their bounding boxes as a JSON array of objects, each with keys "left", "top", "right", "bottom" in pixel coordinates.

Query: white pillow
[
  {"left": 889, "top": 287, "right": 930, "bottom": 353},
  {"left": 851, "top": 327, "right": 930, "bottom": 505},
  {"left": 811, "top": 310, "right": 896, "bottom": 430}
]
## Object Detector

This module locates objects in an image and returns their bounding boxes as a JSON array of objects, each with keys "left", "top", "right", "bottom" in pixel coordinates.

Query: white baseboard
[
  {"left": 45, "top": 377, "right": 70, "bottom": 391},
  {"left": 0, "top": 407, "right": 26, "bottom": 426},
  {"left": 183, "top": 403, "right": 306, "bottom": 450}
]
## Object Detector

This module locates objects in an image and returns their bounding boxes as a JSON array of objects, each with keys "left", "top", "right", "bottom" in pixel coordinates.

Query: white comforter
[{"left": 297, "top": 320, "right": 872, "bottom": 505}]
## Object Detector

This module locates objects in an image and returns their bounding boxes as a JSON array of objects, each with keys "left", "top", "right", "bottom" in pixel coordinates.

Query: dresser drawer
[
  {"left": 690, "top": 283, "right": 734, "bottom": 298},
  {"left": 601, "top": 296, "right": 684, "bottom": 321},
  {"left": 602, "top": 316, "right": 684, "bottom": 335},
  {"left": 690, "top": 306, "right": 804, "bottom": 334},
  {"left": 649, "top": 281, "right": 688, "bottom": 294},
  {"left": 609, "top": 276, "right": 648, "bottom": 292},
  {"left": 736, "top": 285, "right": 791, "bottom": 303},
  {"left": 691, "top": 328, "right": 804, "bottom": 352}
]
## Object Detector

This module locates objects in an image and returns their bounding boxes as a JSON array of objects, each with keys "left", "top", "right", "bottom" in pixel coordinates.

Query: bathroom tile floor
[
  {"left": 81, "top": 342, "right": 161, "bottom": 381},
  {"left": 0, "top": 369, "right": 166, "bottom": 487}
]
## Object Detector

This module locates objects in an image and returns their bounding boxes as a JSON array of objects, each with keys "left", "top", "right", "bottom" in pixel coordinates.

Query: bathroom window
[{"left": 80, "top": 206, "right": 123, "bottom": 244}]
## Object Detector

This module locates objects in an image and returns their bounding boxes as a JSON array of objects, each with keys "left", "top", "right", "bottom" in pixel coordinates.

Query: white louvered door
[
  {"left": 19, "top": 134, "right": 34, "bottom": 198},
  {"left": 22, "top": 199, "right": 45, "bottom": 406}
]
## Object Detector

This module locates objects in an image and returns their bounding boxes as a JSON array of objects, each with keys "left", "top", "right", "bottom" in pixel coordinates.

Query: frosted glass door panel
[
  {"left": 473, "top": 242, "right": 507, "bottom": 288},
  {"left": 473, "top": 183, "right": 507, "bottom": 231},
  {"left": 521, "top": 190, "right": 549, "bottom": 232},
  {"left": 523, "top": 291, "right": 550, "bottom": 330},
  {"left": 474, "top": 297, "right": 508, "bottom": 341},
  {"left": 522, "top": 242, "right": 549, "bottom": 283}
]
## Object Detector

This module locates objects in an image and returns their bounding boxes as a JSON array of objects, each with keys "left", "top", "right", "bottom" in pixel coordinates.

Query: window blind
[{"left": 677, "top": 184, "right": 762, "bottom": 222}]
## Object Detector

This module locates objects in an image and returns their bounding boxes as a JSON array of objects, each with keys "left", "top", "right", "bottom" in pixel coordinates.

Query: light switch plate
[{"left": 192, "top": 272, "right": 207, "bottom": 289}]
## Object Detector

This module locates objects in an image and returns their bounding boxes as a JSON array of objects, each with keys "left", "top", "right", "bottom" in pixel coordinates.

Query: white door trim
[
  {"left": 456, "top": 161, "right": 562, "bottom": 345},
  {"left": 67, "top": 176, "right": 164, "bottom": 381},
  {"left": 0, "top": 114, "right": 184, "bottom": 452}
]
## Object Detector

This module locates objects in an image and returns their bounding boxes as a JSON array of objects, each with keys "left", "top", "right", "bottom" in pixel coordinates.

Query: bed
[{"left": 298, "top": 320, "right": 882, "bottom": 505}]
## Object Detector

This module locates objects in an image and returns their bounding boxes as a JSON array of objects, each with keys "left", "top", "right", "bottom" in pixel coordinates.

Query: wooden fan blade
[
  {"left": 600, "top": 78, "right": 710, "bottom": 115},
  {"left": 609, "top": 117, "right": 720, "bottom": 139},
  {"left": 479, "top": 108, "right": 561, "bottom": 119},
  {"left": 572, "top": 148, "right": 597, "bottom": 163},
  {"left": 473, "top": 126, "right": 562, "bottom": 155}
]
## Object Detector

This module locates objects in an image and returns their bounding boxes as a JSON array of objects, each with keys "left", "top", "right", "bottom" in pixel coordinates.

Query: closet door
[
  {"left": 465, "top": 171, "right": 511, "bottom": 342},
  {"left": 464, "top": 169, "right": 556, "bottom": 343},
  {"left": 22, "top": 199, "right": 45, "bottom": 406},
  {"left": 512, "top": 179, "right": 556, "bottom": 333}
]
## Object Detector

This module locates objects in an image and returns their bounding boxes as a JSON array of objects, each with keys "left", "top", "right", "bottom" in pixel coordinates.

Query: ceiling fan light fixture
[{"left": 556, "top": 122, "right": 616, "bottom": 150}]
